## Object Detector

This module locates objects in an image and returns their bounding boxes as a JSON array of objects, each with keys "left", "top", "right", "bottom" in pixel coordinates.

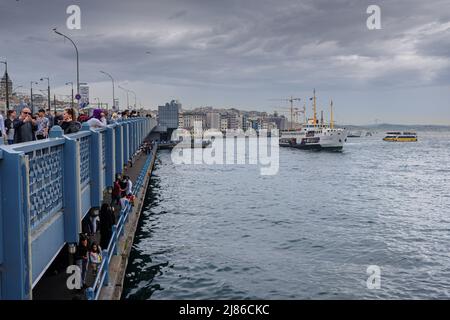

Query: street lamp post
[
  {"left": 128, "top": 89, "right": 137, "bottom": 109},
  {"left": 118, "top": 86, "right": 130, "bottom": 110},
  {"left": 30, "top": 81, "right": 38, "bottom": 114},
  {"left": 66, "top": 82, "right": 74, "bottom": 109},
  {"left": 1, "top": 60, "right": 10, "bottom": 113},
  {"left": 40, "top": 77, "right": 51, "bottom": 113},
  {"left": 100, "top": 71, "right": 116, "bottom": 112},
  {"left": 53, "top": 28, "right": 80, "bottom": 102}
]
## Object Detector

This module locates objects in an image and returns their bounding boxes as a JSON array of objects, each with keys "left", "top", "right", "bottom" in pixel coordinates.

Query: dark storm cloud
[{"left": 1, "top": 0, "right": 449, "bottom": 123}]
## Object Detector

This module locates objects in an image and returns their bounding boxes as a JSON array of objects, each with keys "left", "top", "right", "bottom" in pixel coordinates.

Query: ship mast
[
  {"left": 290, "top": 96, "right": 294, "bottom": 130},
  {"left": 313, "top": 89, "right": 317, "bottom": 128},
  {"left": 330, "top": 100, "right": 334, "bottom": 129}
]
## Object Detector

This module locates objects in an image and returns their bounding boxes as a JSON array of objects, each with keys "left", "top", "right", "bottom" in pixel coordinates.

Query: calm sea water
[{"left": 122, "top": 131, "right": 450, "bottom": 299}]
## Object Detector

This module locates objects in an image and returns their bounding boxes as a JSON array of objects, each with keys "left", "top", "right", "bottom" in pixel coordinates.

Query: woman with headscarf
[
  {"left": 87, "top": 109, "right": 107, "bottom": 129},
  {"left": 99, "top": 203, "right": 116, "bottom": 249}
]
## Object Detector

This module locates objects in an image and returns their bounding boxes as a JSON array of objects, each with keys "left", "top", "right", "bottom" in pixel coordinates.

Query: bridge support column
[
  {"left": 105, "top": 126, "right": 116, "bottom": 187},
  {"left": 123, "top": 122, "right": 129, "bottom": 166},
  {"left": 0, "top": 151, "right": 32, "bottom": 299},
  {"left": 115, "top": 125, "right": 123, "bottom": 175},
  {"left": 85, "top": 126, "right": 103, "bottom": 208},
  {"left": 50, "top": 126, "right": 82, "bottom": 244}
]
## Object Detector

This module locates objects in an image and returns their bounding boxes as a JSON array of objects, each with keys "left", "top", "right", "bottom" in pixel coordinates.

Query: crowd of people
[
  {"left": 75, "top": 171, "right": 138, "bottom": 288},
  {"left": 0, "top": 107, "right": 150, "bottom": 144}
]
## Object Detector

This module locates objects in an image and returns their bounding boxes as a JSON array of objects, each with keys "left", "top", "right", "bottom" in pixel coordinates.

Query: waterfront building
[
  {"left": 158, "top": 100, "right": 180, "bottom": 129},
  {"left": 178, "top": 113, "right": 184, "bottom": 128},
  {"left": 180, "top": 111, "right": 206, "bottom": 130},
  {"left": 220, "top": 117, "right": 228, "bottom": 132},
  {"left": 206, "top": 111, "right": 220, "bottom": 129},
  {"left": 262, "top": 120, "right": 277, "bottom": 131},
  {"left": 224, "top": 112, "right": 241, "bottom": 130},
  {"left": 266, "top": 116, "right": 287, "bottom": 130}
]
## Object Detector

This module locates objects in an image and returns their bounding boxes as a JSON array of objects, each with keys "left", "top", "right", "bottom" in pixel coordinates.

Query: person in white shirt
[
  {"left": 0, "top": 113, "right": 6, "bottom": 140},
  {"left": 87, "top": 109, "right": 107, "bottom": 129},
  {"left": 119, "top": 193, "right": 129, "bottom": 210},
  {"left": 124, "top": 176, "right": 133, "bottom": 195},
  {"left": 100, "top": 112, "right": 108, "bottom": 125}
]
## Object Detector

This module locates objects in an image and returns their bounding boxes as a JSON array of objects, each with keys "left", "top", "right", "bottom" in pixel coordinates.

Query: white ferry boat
[{"left": 279, "top": 91, "right": 347, "bottom": 151}]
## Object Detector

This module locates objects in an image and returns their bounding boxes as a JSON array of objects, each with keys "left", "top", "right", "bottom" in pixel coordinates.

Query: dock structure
[{"left": 0, "top": 117, "right": 157, "bottom": 300}]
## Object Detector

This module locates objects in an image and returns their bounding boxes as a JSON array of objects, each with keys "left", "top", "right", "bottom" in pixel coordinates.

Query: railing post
[
  {"left": 131, "top": 121, "right": 135, "bottom": 154},
  {"left": 102, "top": 249, "right": 109, "bottom": 286},
  {"left": 0, "top": 150, "right": 32, "bottom": 299},
  {"left": 89, "top": 128, "right": 103, "bottom": 207},
  {"left": 115, "top": 124, "right": 124, "bottom": 175},
  {"left": 130, "top": 120, "right": 134, "bottom": 156},
  {"left": 105, "top": 126, "right": 116, "bottom": 187},
  {"left": 85, "top": 287, "right": 94, "bottom": 300},
  {"left": 123, "top": 122, "right": 129, "bottom": 166},
  {"left": 50, "top": 126, "right": 82, "bottom": 244},
  {"left": 112, "top": 225, "right": 118, "bottom": 255}
]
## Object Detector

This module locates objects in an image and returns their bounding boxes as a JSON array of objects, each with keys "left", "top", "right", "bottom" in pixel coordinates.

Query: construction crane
[
  {"left": 269, "top": 96, "right": 301, "bottom": 129},
  {"left": 274, "top": 105, "right": 307, "bottom": 127}
]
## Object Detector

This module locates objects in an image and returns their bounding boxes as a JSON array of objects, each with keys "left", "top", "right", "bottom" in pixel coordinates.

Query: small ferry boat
[
  {"left": 348, "top": 131, "right": 362, "bottom": 138},
  {"left": 279, "top": 91, "right": 347, "bottom": 151},
  {"left": 382, "top": 131, "right": 418, "bottom": 142}
]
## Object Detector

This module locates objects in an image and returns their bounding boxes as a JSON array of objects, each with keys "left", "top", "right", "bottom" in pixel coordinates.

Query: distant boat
[
  {"left": 382, "top": 131, "right": 418, "bottom": 142},
  {"left": 348, "top": 131, "right": 362, "bottom": 138},
  {"left": 365, "top": 132, "right": 373, "bottom": 137}
]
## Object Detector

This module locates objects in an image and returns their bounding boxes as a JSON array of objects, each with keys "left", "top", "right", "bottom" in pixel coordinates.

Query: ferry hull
[
  {"left": 280, "top": 139, "right": 345, "bottom": 151},
  {"left": 290, "top": 144, "right": 343, "bottom": 151}
]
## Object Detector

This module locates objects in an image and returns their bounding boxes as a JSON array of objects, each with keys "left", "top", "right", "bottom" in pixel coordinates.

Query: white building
[
  {"left": 206, "top": 111, "right": 220, "bottom": 129},
  {"left": 220, "top": 117, "right": 228, "bottom": 132}
]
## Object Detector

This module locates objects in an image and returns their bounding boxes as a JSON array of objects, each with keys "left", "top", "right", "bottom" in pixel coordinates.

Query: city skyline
[{"left": 1, "top": 0, "right": 450, "bottom": 125}]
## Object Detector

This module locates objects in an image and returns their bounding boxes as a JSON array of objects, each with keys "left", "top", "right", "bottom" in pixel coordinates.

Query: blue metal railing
[
  {"left": 85, "top": 145, "right": 157, "bottom": 300},
  {"left": 0, "top": 117, "right": 156, "bottom": 300}
]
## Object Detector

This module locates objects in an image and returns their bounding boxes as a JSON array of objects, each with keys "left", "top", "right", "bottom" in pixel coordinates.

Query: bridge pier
[{"left": 0, "top": 151, "right": 32, "bottom": 299}]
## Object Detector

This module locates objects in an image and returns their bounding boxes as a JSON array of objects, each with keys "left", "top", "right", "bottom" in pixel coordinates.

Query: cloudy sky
[{"left": 0, "top": 0, "right": 449, "bottom": 124}]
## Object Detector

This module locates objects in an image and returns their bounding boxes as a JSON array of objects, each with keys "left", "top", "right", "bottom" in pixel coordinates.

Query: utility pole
[
  {"left": 40, "top": 77, "right": 50, "bottom": 112},
  {"left": 30, "top": 81, "right": 38, "bottom": 114},
  {"left": 100, "top": 71, "right": 115, "bottom": 111},
  {"left": 66, "top": 82, "right": 74, "bottom": 109},
  {"left": 118, "top": 85, "right": 130, "bottom": 110}
]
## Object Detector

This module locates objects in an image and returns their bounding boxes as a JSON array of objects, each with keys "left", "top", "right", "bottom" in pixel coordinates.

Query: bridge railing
[{"left": 0, "top": 117, "right": 156, "bottom": 300}]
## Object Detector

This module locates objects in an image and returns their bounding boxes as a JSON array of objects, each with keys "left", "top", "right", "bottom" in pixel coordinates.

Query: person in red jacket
[
  {"left": 77, "top": 110, "right": 90, "bottom": 123},
  {"left": 111, "top": 174, "right": 125, "bottom": 205}
]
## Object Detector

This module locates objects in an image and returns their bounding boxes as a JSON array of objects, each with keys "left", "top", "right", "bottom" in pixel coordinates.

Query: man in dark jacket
[{"left": 13, "top": 107, "right": 37, "bottom": 143}]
